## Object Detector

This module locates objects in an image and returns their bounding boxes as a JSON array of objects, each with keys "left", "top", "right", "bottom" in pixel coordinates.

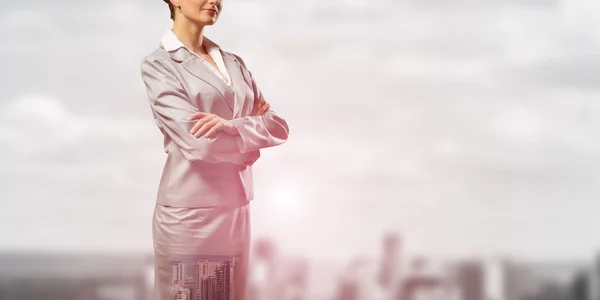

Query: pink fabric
[{"left": 152, "top": 203, "right": 251, "bottom": 300}]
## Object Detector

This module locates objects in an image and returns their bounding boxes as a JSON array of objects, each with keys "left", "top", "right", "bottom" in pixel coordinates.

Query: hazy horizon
[{"left": 2, "top": 0, "right": 600, "bottom": 264}]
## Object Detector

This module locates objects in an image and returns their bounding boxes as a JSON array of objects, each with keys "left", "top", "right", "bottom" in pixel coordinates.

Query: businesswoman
[{"left": 139, "top": 0, "right": 289, "bottom": 299}]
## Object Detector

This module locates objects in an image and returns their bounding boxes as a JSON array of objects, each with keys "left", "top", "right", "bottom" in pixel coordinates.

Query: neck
[{"left": 171, "top": 19, "right": 207, "bottom": 54}]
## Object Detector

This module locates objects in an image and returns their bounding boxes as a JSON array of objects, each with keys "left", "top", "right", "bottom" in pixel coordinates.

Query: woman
[{"left": 139, "top": 0, "right": 290, "bottom": 299}]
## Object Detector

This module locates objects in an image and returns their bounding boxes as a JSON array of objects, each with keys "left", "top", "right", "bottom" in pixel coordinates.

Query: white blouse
[{"left": 160, "top": 29, "right": 232, "bottom": 86}]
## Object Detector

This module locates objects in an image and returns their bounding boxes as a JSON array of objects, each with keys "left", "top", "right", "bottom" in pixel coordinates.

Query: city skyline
[
  {"left": 171, "top": 255, "right": 239, "bottom": 300},
  {"left": 1, "top": 0, "right": 600, "bottom": 263}
]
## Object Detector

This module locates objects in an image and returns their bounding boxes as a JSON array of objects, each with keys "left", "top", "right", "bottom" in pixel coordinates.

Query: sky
[{"left": 1, "top": 0, "right": 600, "bottom": 264}]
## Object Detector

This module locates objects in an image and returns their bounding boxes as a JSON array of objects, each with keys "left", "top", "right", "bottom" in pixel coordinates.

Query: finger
[
  {"left": 253, "top": 96, "right": 266, "bottom": 107},
  {"left": 251, "top": 102, "right": 264, "bottom": 116},
  {"left": 256, "top": 106, "right": 265, "bottom": 116},
  {"left": 191, "top": 114, "right": 217, "bottom": 135},
  {"left": 195, "top": 118, "right": 219, "bottom": 137},
  {"left": 188, "top": 112, "right": 209, "bottom": 120},
  {"left": 204, "top": 122, "right": 223, "bottom": 138},
  {"left": 251, "top": 104, "right": 262, "bottom": 116},
  {"left": 258, "top": 103, "right": 271, "bottom": 115},
  {"left": 251, "top": 98, "right": 267, "bottom": 116},
  {"left": 257, "top": 101, "right": 268, "bottom": 113},
  {"left": 190, "top": 115, "right": 212, "bottom": 134}
]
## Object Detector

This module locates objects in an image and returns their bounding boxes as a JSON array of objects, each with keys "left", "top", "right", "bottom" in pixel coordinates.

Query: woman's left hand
[
  {"left": 250, "top": 96, "right": 271, "bottom": 116},
  {"left": 188, "top": 112, "right": 239, "bottom": 138}
]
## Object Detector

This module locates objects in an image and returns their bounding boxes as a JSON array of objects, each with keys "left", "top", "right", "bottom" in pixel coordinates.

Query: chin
[{"left": 194, "top": 16, "right": 218, "bottom": 26}]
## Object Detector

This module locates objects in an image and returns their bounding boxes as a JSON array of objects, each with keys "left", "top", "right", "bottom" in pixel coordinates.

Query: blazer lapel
[
  {"left": 167, "top": 47, "right": 236, "bottom": 112},
  {"left": 221, "top": 52, "right": 247, "bottom": 118}
]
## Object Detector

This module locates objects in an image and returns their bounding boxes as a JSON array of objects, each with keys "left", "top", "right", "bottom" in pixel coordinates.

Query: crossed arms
[{"left": 140, "top": 57, "right": 289, "bottom": 166}]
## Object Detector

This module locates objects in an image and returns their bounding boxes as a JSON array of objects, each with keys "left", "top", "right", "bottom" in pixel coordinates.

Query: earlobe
[{"left": 171, "top": 0, "right": 181, "bottom": 9}]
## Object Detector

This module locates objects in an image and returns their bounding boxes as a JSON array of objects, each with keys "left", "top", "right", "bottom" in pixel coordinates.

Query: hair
[{"left": 163, "top": 0, "right": 175, "bottom": 20}]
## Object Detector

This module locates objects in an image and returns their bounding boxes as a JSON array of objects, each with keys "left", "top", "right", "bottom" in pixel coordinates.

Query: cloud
[
  {"left": 1, "top": 94, "right": 79, "bottom": 154},
  {"left": 403, "top": 0, "right": 559, "bottom": 10},
  {"left": 500, "top": 50, "right": 600, "bottom": 90},
  {"left": 1, "top": 1, "right": 600, "bottom": 259},
  {"left": 0, "top": 93, "right": 161, "bottom": 208},
  {"left": 0, "top": 9, "right": 61, "bottom": 33},
  {"left": 559, "top": 0, "right": 600, "bottom": 33},
  {"left": 0, "top": 94, "right": 155, "bottom": 154},
  {"left": 0, "top": 93, "right": 161, "bottom": 251}
]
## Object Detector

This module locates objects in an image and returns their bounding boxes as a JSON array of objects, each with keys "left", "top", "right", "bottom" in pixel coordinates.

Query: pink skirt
[{"left": 152, "top": 202, "right": 251, "bottom": 300}]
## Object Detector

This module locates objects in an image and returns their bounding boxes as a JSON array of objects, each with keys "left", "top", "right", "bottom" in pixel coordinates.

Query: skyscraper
[
  {"left": 455, "top": 260, "right": 484, "bottom": 300},
  {"left": 172, "top": 262, "right": 186, "bottom": 285},
  {"left": 186, "top": 258, "right": 235, "bottom": 300}
]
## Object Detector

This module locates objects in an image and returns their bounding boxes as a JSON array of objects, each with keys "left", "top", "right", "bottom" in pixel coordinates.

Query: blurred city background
[{"left": 2, "top": 0, "right": 600, "bottom": 299}]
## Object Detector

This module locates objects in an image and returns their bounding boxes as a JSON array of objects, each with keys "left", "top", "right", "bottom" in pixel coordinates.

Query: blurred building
[
  {"left": 589, "top": 252, "right": 600, "bottom": 300},
  {"left": 392, "top": 257, "right": 462, "bottom": 300},
  {"left": 570, "top": 270, "right": 590, "bottom": 300},
  {"left": 245, "top": 237, "right": 311, "bottom": 300},
  {"left": 0, "top": 252, "right": 154, "bottom": 300},
  {"left": 379, "top": 232, "right": 403, "bottom": 291},
  {"left": 277, "top": 256, "right": 310, "bottom": 300},
  {"left": 446, "top": 257, "right": 579, "bottom": 300},
  {"left": 452, "top": 260, "right": 485, "bottom": 300},
  {"left": 330, "top": 232, "right": 405, "bottom": 300},
  {"left": 246, "top": 237, "right": 282, "bottom": 300},
  {"left": 568, "top": 251, "right": 600, "bottom": 300}
]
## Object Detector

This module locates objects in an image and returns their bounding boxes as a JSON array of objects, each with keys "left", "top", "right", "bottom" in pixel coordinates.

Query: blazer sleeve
[
  {"left": 140, "top": 56, "right": 259, "bottom": 166},
  {"left": 229, "top": 54, "right": 290, "bottom": 153}
]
